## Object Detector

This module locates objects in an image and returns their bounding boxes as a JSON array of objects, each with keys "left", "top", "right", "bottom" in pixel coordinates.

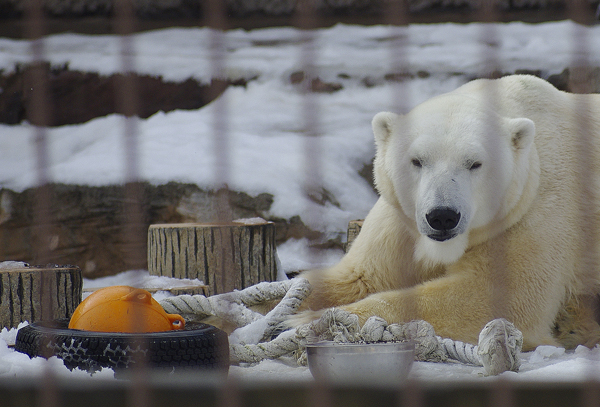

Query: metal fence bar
[
  {"left": 218, "top": 377, "right": 242, "bottom": 407},
  {"left": 383, "top": 2, "right": 425, "bottom": 404},
  {"left": 473, "top": 0, "right": 500, "bottom": 322},
  {"left": 385, "top": 0, "right": 410, "bottom": 115},
  {"left": 112, "top": 3, "right": 153, "bottom": 407},
  {"left": 23, "top": 3, "right": 62, "bottom": 407},
  {"left": 399, "top": 380, "right": 424, "bottom": 407},
  {"left": 565, "top": 0, "right": 600, "bottom": 401},
  {"left": 309, "top": 379, "right": 333, "bottom": 407},
  {"left": 204, "top": 0, "right": 237, "bottom": 297},
  {"left": 206, "top": 0, "right": 233, "bottom": 224},
  {"left": 295, "top": 0, "right": 326, "bottom": 269},
  {"left": 25, "top": 0, "right": 55, "bottom": 327},
  {"left": 478, "top": 6, "right": 518, "bottom": 407},
  {"left": 294, "top": 2, "right": 332, "bottom": 402},
  {"left": 115, "top": 0, "right": 147, "bottom": 275},
  {"left": 204, "top": 3, "right": 241, "bottom": 396}
]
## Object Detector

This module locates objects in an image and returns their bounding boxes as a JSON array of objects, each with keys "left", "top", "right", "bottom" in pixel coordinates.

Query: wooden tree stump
[
  {"left": 345, "top": 219, "right": 364, "bottom": 252},
  {"left": 148, "top": 220, "right": 277, "bottom": 295},
  {"left": 0, "top": 264, "right": 83, "bottom": 329}
]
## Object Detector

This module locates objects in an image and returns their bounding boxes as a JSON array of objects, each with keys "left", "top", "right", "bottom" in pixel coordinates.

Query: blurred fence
[{"left": 2, "top": 0, "right": 600, "bottom": 406}]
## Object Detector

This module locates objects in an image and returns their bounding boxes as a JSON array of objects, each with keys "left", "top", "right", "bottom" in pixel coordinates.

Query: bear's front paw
[{"left": 285, "top": 309, "right": 326, "bottom": 329}]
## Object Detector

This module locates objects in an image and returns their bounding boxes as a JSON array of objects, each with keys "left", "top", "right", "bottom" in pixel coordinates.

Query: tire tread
[{"left": 15, "top": 319, "right": 229, "bottom": 373}]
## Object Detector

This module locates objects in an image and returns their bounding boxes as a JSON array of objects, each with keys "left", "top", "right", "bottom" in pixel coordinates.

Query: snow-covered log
[{"left": 148, "top": 220, "right": 277, "bottom": 295}]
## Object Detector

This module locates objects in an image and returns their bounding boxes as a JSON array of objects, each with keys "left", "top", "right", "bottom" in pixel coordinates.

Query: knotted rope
[{"left": 159, "top": 278, "right": 522, "bottom": 375}]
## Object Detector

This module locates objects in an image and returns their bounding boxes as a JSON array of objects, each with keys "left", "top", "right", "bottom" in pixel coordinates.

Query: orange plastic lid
[{"left": 69, "top": 286, "right": 185, "bottom": 333}]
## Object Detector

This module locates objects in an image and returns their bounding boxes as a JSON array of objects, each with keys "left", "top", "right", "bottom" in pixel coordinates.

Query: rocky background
[
  {"left": 1, "top": 0, "right": 599, "bottom": 279},
  {"left": 0, "top": 0, "right": 599, "bottom": 37},
  {"left": 0, "top": 0, "right": 598, "bottom": 19}
]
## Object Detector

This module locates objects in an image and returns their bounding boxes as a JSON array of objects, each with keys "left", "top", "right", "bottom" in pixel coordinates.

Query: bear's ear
[
  {"left": 508, "top": 117, "right": 535, "bottom": 150},
  {"left": 372, "top": 112, "right": 399, "bottom": 148}
]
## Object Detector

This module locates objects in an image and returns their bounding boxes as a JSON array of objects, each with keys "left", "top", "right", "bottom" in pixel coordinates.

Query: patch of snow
[
  {"left": 0, "top": 261, "right": 29, "bottom": 269},
  {"left": 230, "top": 358, "right": 313, "bottom": 383},
  {"left": 0, "top": 322, "right": 28, "bottom": 347},
  {"left": 276, "top": 238, "right": 345, "bottom": 273},
  {"left": 233, "top": 217, "right": 269, "bottom": 225},
  {"left": 528, "top": 345, "right": 566, "bottom": 364}
]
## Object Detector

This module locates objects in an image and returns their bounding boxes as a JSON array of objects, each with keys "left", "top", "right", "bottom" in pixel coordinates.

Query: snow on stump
[
  {"left": 148, "top": 219, "right": 277, "bottom": 295},
  {"left": 0, "top": 262, "right": 83, "bottom": 329}
]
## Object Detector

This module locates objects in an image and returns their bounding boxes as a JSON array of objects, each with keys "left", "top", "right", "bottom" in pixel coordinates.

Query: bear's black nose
[{"left": 426, "top": 208, "right": 461, "bottom": 231}]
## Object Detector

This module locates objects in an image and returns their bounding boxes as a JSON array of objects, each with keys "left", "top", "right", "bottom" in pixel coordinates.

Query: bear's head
[{"left": 372, "top": 92, "right": 539, "bottom": 266}]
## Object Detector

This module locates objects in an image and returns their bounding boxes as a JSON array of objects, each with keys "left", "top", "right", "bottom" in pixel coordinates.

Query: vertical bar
[
  {"left": 385, "top": 0, "right": 410, "bottom": 115},
  {"left": 218, "top": 377, "right": 242, "bottom": 407},
  {"left": 477, "top": 2, "right": 501, "bottom": 79},
  {"left": 477, "top": 4, "right": 515, "bottom": 406},
  {"left": 295, "top": 0, "right": 324, "bottom": 269},
  {"left": 473, "top": 0, "right": 513, "bottom": 338},
  {"left": 582, "top": 380, "right": 600, "bottom": 407},
  {"left": 398, "top": 379, "right": 424, "bottom": 407},
  {"left": 204, "top": 0, "right": 235, "bottom": 295},
  {"left": 489, "top": 378, "right": 515, "bottom": 407},
  {"left": 206, "top": 0, "right": 232, "bottom": 224},
  {"left": 294, "top": 0, "right": 331, "bottom": 399},
  {"left": 565, "top": 1, "right": 600, "bottom": 403},
  {"left": 113, "top": 1, "right": 152, "bottom": 405},
  {"left": 115, "top": 0, "right": 146, "bottom": 273},
  {"left": 385, "top": 0, "right": 424, "bottom": 403},
  {"left": 477, "top": 1, "right": 511, "bottom": 323},
  {"left": 25, "top": 0, "right": 54, "bottom": 326},
  {"left": 309, "top": 379, "right": 333, "bottom": 407},
  {"left": 24, "top": 4, "right": 60, "bottom": 407}
]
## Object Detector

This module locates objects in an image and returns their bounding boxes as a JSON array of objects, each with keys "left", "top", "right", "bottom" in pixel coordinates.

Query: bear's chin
[{"left": 414, "top": 234, "right": 468, "bottom": 267}]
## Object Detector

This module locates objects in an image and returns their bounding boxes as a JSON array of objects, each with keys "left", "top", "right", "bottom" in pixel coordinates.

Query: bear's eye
[
  {"left": 411, "top": 158, "right": 422, "bottom": 168},
  {"left": 469, "top": 162, "right": 482, "bottom": 171}
]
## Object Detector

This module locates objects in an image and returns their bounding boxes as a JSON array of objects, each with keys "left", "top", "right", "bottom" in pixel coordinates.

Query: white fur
[
  {"left": 298, "top": 75, "right": 600, "bottom": 350},
  {"left": 414, "top": 233, "right": 468, "bottom": 266},
  {"left": 385, "top": 98, "right": 535, "bottom": 265}
]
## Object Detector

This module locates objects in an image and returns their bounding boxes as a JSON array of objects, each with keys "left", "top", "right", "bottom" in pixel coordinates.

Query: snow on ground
[
  {"left": 4, "top": 306, "right": 600, "bottom": 383},
  {"left": 1, "top": 20, "right": 600, "bottom": 382},
  {"left": 228, "top": 344, "right": 600, "bottom": 384}
]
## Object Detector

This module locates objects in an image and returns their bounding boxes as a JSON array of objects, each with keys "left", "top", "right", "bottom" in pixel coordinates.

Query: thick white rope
[
  {"left": 478, "top": 318, "right": 523, "bottom": 375},
  {"left": 229, "top": 278, "right": 311, "bottom": 344},
  {"left": 160, "top": 279, "right": 298, "bottom": 328},
  {"left": 438, "top": 337, "right": 480, "bottom": 365},
  {"left": 160, "top": 279, "right": 522, "bottom": 375}
]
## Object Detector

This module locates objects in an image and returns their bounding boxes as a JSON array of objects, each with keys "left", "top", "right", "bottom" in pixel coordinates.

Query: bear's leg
[
  {"left": 299, "top": 266, "right": 373, "bottom": 311},
  {"left": 553, "top": 294, "right": 600, "bottom": 349},
  {"left": 328, "top": 271, "right": 556, "bottom": 349}
]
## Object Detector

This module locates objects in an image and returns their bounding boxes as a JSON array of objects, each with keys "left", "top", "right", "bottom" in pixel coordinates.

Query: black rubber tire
[{"left": 15, "top": 319, "right": 229, "bottom": 374}]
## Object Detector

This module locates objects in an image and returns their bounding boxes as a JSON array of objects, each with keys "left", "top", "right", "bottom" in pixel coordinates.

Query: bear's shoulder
[{"left": 455, "top": 75, "right": 561, "bottom": 98}]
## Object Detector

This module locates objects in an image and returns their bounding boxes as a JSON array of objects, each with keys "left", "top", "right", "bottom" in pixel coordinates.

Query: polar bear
[{"left": 299, "top": 75, "right": 600, "bottom": 350}]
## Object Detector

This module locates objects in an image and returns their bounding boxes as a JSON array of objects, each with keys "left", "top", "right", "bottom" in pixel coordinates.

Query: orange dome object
[{"left": 69, "top": 286, "right": 185, "bottom": 333}]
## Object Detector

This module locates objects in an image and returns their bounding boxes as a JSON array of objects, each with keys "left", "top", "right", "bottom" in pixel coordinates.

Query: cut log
[
  {"left": 345, "top": 220, "right": 364, "bottom": 252},
  {"left": 148, "top": 220, "right": 277, "bottom": 295},
  {"left": 0, "top": 264, "right": 82, "bottom": 329}
]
